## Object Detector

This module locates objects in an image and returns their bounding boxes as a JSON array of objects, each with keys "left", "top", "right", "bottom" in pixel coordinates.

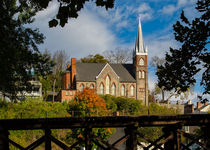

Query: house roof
[
  {"left": 194, "top": 104, "right": 210, "bottom": 114},
  {"left": 74, "top": 63, "right": 136, "bottom": 82}
]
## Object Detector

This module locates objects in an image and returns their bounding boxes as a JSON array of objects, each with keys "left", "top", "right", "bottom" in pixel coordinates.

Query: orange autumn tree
[
  {"left": 68, "top": 88, "right": 113, "bottom": 148},
  {"left": 68, "top": 88, "right": 107, "bottom": 116}
]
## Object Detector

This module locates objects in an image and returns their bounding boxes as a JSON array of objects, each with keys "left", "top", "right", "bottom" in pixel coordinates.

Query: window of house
[
  {"left": 105, "top": 76, "right": 110, "bottom": 94},
  {"left": 100, "top": 84, "right": 104, "bottom": 95},
  {"left": 121, "top": 85, "right": 125, "bottom": 96},
  {"left": 80, "top": 84, "right": 84, "bottom": 92},
  {"left": 130, "top": 85, "right": 134, "bottom": 96},
  {"left": 139, "top": 58, "right": 144, "bottom": 65},
  {"left": 111, "top": 84, "right": 116, "bottom": 96},
  {"left": 66, "top": 91, "right": 69, "bottom": 96},
  {"left": 90, "top": 84, "right": 94, "bottom": 89},
  {"left": 70, "top": 91, "right": 73, "bottom": 95}
]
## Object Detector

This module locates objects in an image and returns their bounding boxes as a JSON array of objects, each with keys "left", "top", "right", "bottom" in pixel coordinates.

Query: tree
[
  {"left": 0, "top": 0, "right": 54, "bottom": 100},
  {"left": 68, "top": 88, "right": 113, "bottom": 149},
  {"left": 53, "top": 50, "right": 69, "bottom": 73},
  {"left": 150, "top": 56, "right": 192, "bottom": 103},
  {"left": 156, "top": 0, "right": 209, "bottom": 102},
  {"left": 80, "top": 54, "right": 108, "bottom": 63},
  {"left": 103, "top": 47, "right": 132, "bottom": 64},
  {"left": 15, "top": 0, "right": 114, "bottom": 28}
]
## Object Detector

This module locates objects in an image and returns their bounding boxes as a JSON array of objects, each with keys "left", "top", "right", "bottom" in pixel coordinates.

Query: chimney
[
  {"left": 184, "top": 103, "right": 194, "bottom": 114},
  {"left": 204, "top": 101, "right": 208, "bottom": 106},
  {"left": 187, "top": 100, "right": 192, "bottom": 104},
  {"left": 67, "top": 64, "right": 70, "bottom": 69},
  {"left": 197, "top": 102, "right": 202, "bottom": 109},
  {"left": 71, "top": 58, "right": 76, "bottom": 89}
]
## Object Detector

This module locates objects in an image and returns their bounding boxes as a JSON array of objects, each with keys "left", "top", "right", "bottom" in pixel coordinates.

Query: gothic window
[
  {"left": 139, "top": 58, "right": 144, "bottom": 65},
  {"left": 139, "top": 71, "right": 142, "bottom": 79},
  {"left": 90, "top": 84, "right": 94, "bottom": 89},
  {"left": 111, "top": 84, "right": 116, "bottom": 96},
  {"left": 121, "top": 85, "right": 125, "bottom": 96},
  {"left": 142, "top": 71, "right": 145, "bottom": 78},
  {"left": 130, "top": 85, "right": 134, "bottom": 96},
  {"left": 105, "top": 76, "right": 110, "bottom": 94},
  {"left": 80, "top": 84, "right": 84, "bottom": 92},
  {"left": 100, "top": 83, "right": 104, "bottom": 95}
]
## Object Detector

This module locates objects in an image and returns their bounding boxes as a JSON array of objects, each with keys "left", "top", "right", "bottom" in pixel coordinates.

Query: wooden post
[
  {"left": 0, "top": 126, "right": 9, "bottom": 150},
  {"left": 163, "top": 124, "right": 181, "bottom": 150},
  {"left": 45, "top": 129, "right": 51, "bottom": 150},
  {"left": 125, "top": 126, "right": 138, "bottom": 150},
  {"left": 85, "top": 127, "right": 92, "bottom": 150}
]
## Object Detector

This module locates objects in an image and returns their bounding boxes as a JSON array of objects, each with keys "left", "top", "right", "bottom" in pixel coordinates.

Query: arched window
[
  {"left": 90, "top": 84, "right": 94, "bottom": 89},
  {"left": 130, "top": 85, "right": 135, "bottom": 96},
  {"left": 111, "top": 84, "right": 116, "bottom": 96},
  {"left": 80, "top": 84, "right": 84, "bottom": 92},
  {"left": 100, "top": 83, "right": 104, "bottom": 95},
  {"left": 142, "top": 71, "right": 145, "bottom": 78},
  {"left": 139, "top": 58, "right": 144, "bottom": 65},
  {"left": 105, "top": 76, "right": 110, "bottom": 94},
  {"left": 121, "top": 85, "right": 125, "bottom": 96},
  {"left": 139, "top": 71, "right": 142, "bottom": 79}
]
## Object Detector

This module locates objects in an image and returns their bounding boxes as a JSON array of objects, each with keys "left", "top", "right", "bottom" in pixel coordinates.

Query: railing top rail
[{"left": 0, "top": 114, "right": 209, "bottom": 130}]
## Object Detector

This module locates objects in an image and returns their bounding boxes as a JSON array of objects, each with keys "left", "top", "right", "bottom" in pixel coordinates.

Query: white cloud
[
  {"left": 177, "top": 0, "right": 195, "bottom": 8},
  {"left": 160, "top": 5, "right": 177, "bottom": 15},
  {"left": 135, "top": 3, "right": 153, "bottom": 21},
  {"left": 136, "top": 3, "right": 151, "bottom": 13},
  {"left": 32, "top": 4, "right": 117, "bottom": 59},
  {"left": 159, "top": 0, "right": 196, "bottom": 16},
  {"left": 35, "top": 1, "right": 59, "bottom": 21}
]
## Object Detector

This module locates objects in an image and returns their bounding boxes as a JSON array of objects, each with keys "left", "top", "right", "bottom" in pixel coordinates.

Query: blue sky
[{"left": 30, "top": 0, "right": 209, "bottom": 102}]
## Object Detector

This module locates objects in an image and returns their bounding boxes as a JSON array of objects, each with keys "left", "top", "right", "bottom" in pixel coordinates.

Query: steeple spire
[{"left": 135, "top": 16, "right": 147, "bottom": 55}]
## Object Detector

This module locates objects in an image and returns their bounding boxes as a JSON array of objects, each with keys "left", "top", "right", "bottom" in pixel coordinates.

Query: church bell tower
[{"left": 133, "top": 16, "right": 148, "bottom": 106}]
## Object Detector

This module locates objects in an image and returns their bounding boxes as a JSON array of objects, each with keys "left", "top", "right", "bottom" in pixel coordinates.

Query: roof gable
[
  {"left": 75, "top": 63, "right": 135, "bottom": 82},
  {"left": 96, "top": 63, "right": 119, "bottom": 79}
]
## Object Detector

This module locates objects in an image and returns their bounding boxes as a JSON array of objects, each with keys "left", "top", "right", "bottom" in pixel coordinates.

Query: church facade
[{"left": 59, "top": 18, "right": 149, "bottom": 105}]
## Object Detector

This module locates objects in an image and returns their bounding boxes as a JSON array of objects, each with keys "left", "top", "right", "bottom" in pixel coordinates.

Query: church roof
[{"left": 75, "top": 63, "right": 136, "bottom": 82}]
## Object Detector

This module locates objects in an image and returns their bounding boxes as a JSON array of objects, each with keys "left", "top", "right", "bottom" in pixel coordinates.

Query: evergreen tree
[
  {"left": 156, "top": 0, "right": 209, "bottom": 101},
  {"left": 0, "top": 0, "right": 53, "bottom": 100}
]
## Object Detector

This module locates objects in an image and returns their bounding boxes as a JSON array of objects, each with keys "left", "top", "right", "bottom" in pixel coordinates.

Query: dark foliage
[
  {"left": 28, "top": 0, "right": 115, "bottom": 27},
  {"left": 156, "top": 0, "right": 210, "bottom": 101},
  {"left": 80, "top": 54, "right": 108, "bottom": 63},
  {"left": 0, "top": 0, "right": 54, "bottom": 100}
]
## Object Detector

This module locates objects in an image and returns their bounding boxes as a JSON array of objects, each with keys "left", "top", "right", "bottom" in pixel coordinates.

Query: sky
[{"left": 30, "top": 0, "right": 209, "bottom": 103}]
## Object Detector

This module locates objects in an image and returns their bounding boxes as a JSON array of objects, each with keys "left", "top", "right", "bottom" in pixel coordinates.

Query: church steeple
[
  {"left": 133, "top": 16, "right": 148, "bottom": 106},
  {"left": 135, "top": 16, "right": 147, "bottom": 55}
]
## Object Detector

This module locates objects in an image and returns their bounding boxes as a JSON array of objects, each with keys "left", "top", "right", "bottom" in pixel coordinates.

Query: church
[{"left": 58, "top": 17, "right": 149, "bottom": 105}]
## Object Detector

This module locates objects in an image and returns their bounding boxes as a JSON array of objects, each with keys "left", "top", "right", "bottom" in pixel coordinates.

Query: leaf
[{"left": 49, "top": 19, "right": 58, "bottom": 28}]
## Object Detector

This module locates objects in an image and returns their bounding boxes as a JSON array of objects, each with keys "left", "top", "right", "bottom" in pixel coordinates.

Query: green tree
[
  {"left": 80, "top": 54, "right": 108, "bottom": 63},
  {"left": 0, "top": 0, "right": 54, "bottom": 100},
  {"left": 156, "top": 0, "right": 209, "bottom": 102}
]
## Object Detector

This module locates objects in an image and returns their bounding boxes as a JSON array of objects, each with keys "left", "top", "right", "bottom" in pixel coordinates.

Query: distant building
[
  {"left": 17, "top": 76, "right": 42, "bottom": 99},
  {"left": 58, "top": 17, "right": 149, "bottom": 105},
  {"left": 184, "top": 101, "right": 210, "bottom": 114},
  {"left": 184, "top": 101, "right": 209, "bottom": 134}
]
